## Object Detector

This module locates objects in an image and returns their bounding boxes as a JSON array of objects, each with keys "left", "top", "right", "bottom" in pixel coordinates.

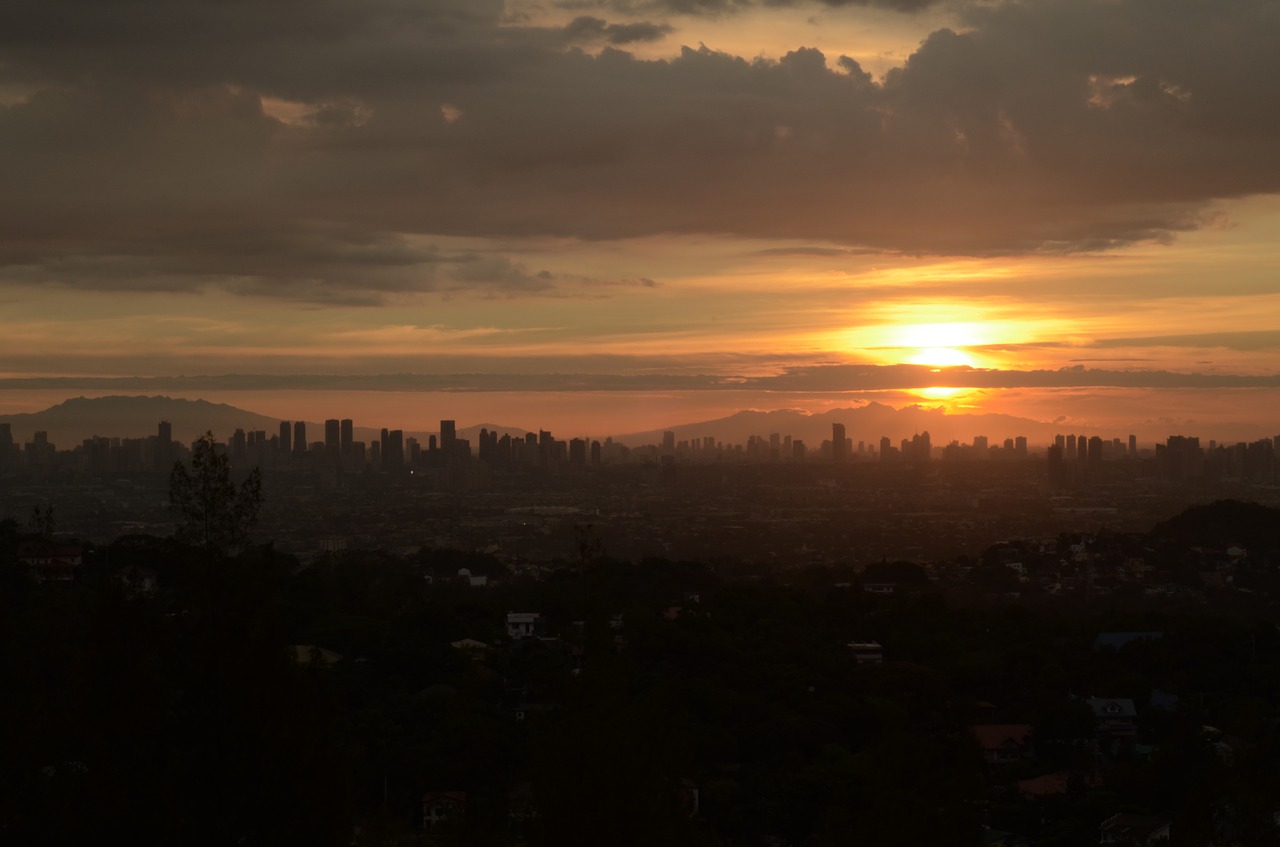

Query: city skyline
[
  {"left": 2, "top": 393, "right": 1273, "bottom": 455},
  {"left": 3, "top": 1, "right": 1279, "bottom": 432}
]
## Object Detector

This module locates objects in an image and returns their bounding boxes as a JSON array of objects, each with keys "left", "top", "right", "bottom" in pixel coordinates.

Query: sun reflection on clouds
[{"left": 911, "top": 386, "right": 971, "bottom": 401}]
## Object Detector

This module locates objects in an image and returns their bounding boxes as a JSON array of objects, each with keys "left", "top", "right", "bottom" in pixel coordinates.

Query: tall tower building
[
  {"left": 325, "top": 419, "right": 340, "bottom": 458},
  {"left": 440, "top": 420, "right": 457, "bottom": 454},
  {"left": 157, "top": 420, "right": 173, "bottom": 470},
  {"left": 293, "top": 421, "right": 307, "bottom": 453},
  {"left": 832, "top": 423, "right": 847, "bottom": 462},
  {"left": 1088, "top": 435, "right": 1103, "bottom": 470},
  {"left": 0, "top": 422, "right": 12, "bottom": 468},
  {"left": 279, "top": 421, "right": 292, "bottom": 456},
  {"left": 341, "top": 419, "right": 354, "bottom": 457},
  {"left": 382, "top": 429, "right": 404, "bottom": 468}
]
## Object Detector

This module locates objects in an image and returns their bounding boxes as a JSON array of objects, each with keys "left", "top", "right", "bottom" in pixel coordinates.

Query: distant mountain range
[{"left": 0, "top": 396, "right": 531, "bottom": 448}]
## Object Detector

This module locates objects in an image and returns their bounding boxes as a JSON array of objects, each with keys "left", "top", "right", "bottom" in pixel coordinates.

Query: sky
[{"left": 2, "top": 0, "right": 1279, "bottom": 438}]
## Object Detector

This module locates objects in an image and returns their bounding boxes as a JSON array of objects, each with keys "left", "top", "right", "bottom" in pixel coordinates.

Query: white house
[{"left": 506, "top": 612, "right": 543, "bottom": 639}]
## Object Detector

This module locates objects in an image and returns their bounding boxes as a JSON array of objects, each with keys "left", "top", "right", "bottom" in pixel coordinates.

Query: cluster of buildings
[{"left": 4, "top": 411, "right": 1277, "bottom": 481}]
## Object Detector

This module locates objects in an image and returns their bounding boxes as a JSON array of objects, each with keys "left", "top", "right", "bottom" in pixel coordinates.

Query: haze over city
[{"left": 3, "top": 0, "right": 1280, "bottom": 435}]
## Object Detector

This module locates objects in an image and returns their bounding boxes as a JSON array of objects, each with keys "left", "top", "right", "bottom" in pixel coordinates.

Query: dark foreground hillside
[{"left": 3, "top": 503, "right": 1280, "bottom": 845}]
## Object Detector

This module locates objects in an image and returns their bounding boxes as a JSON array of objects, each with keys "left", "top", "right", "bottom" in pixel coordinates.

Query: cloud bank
[
  {"left": 3, "top": 364, "right": 1278, "bottom": 394},
  {"left": 3, "top": 0, "right": 1279, "bottom": 300}
]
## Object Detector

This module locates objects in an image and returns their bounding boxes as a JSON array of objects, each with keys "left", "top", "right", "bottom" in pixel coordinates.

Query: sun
[
  {"left": 911, "top": 386, "right": 970, "bottom": 401},
  {"left": 890, "top": 322, "right": 987, "bottom": 367}
]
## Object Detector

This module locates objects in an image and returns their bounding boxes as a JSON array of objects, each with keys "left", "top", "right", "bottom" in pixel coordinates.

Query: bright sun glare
[
  {"left": 890, "top": 322, "right": 986, "bottom": 367},
  {"left": 911, "top": 386, "right": 970, "bottom": 401}
]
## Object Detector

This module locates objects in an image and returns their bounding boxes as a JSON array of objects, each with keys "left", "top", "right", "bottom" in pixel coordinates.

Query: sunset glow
[
  {"left": 907, "top": 348, "right": 976, "bottom": 368},
  {"left": 1, "top": 0, "right": 1278, "bottom": 440}
]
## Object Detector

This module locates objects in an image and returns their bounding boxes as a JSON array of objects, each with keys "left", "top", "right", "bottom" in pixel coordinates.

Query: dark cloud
[
  {"left": 564, "top": 16, "right": 674, "bottom": 44},
  {"left": 767, "top": 0, "right": 941, "bottom": 11},
  {"left": 3, "top": 0, "right": 1280, "bottom": 298},
  {"left": 1093, "top": 330, "right": 1280, "bottom": 352},
  {"left": 755, "top": 246, "right": 890, "bottom": 257},
  {"left": 561, "top": 0, "right": 940, "bottom": 14},
  {"left": 3, "top": 364, "right": 1277, "bottom": 394}
]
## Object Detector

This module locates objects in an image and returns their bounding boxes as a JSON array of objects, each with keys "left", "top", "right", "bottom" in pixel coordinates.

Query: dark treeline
[{"left": 3, "top": 503, "right": 1280, "bottom": 845}]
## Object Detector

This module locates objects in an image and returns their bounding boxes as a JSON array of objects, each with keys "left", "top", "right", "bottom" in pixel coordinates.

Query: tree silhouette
[{"left": 169, "top": 432, "right": 262, "bottom": 553}]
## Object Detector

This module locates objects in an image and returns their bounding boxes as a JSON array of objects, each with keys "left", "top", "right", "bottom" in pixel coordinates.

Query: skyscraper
[
  {"left": 440, "top": 420, "right": 456, "bottom": 455},
  {"left": 279, "top": 421, "right": 292, "bottom": 456},
  {"left": 157, "top": 420, "right": 173, "bottom": 470},
  {"left": 341, "top": 419, "right": 354, "bottom": 457},
  {"left": 1088, "top": 435, "right": 1103, "bottom": 470},
  {"left": 832, "top": 423, "right": 847, "bottom": 462},
  {"left": 293, "top": 421, "right": 306, "bottom": 454},
  {"left": 384, "top": 429, "right": 404, "bottom": 468},
  {"left": 325, "top": 419, "right": 340, "bottom": 458}
]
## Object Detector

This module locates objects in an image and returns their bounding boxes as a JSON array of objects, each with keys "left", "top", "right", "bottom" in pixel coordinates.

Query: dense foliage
[{"left": 3, "top": 502, "right": 1280, "bottom": 844}]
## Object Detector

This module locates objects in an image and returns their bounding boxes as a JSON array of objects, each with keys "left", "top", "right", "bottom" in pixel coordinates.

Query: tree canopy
[{"left": 169, "top": 432, "right": 262, "bottom": 553}]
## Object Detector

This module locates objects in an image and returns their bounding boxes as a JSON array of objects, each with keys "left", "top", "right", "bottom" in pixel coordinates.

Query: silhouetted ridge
[{"left": 1147, "top": 499, "right": 1280, "bottom": 551}]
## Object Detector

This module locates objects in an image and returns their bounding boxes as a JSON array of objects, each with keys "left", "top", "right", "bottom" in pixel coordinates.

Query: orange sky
[{"left": 2, "top": 0, "right": 1278, "bottom": 437}]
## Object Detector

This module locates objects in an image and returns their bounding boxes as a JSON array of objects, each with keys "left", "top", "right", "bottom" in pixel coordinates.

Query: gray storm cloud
[{"left": 2, "top": 0, "right": 1279, "bottom": 299}]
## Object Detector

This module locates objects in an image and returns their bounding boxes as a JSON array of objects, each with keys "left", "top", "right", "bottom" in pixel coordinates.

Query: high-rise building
[
  {"left": 1128, "top": 434, "right": 1137, "bottom": 458},
  {"left": 911, "top": 431, "right": 931, "bottom": 463},
  {"left": 662, "top": 431, "right": 676, "bottom": 453},
  {"left": 157, "top": 420, "right": 173, "bottom": 470},
  {"left": 279, "top": 421, "right": 292, "bottom": 456},
  {"left": 1088, "top": 435, "right": 1104, "bottom": 470},
  {"left": 325, "top": 419, "right": 340, "bottom": 458},
  {"left": 382, "top": 429, "right": 404, "bottom": 468},
  {"left": 1047, "top": 443, "right": 1065, "bottom": 485},
  {"left": 293, "top": 421, "right": 306, "bottom": 454},
  {"left": 341, "top": 419, "right": 354, "bottom": 457},
  {"left": 832, "top": 423, "right": 847, "bottom": 462},
  {"left": 440, "top": 420, "right": 457, "bottom": 454}
]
